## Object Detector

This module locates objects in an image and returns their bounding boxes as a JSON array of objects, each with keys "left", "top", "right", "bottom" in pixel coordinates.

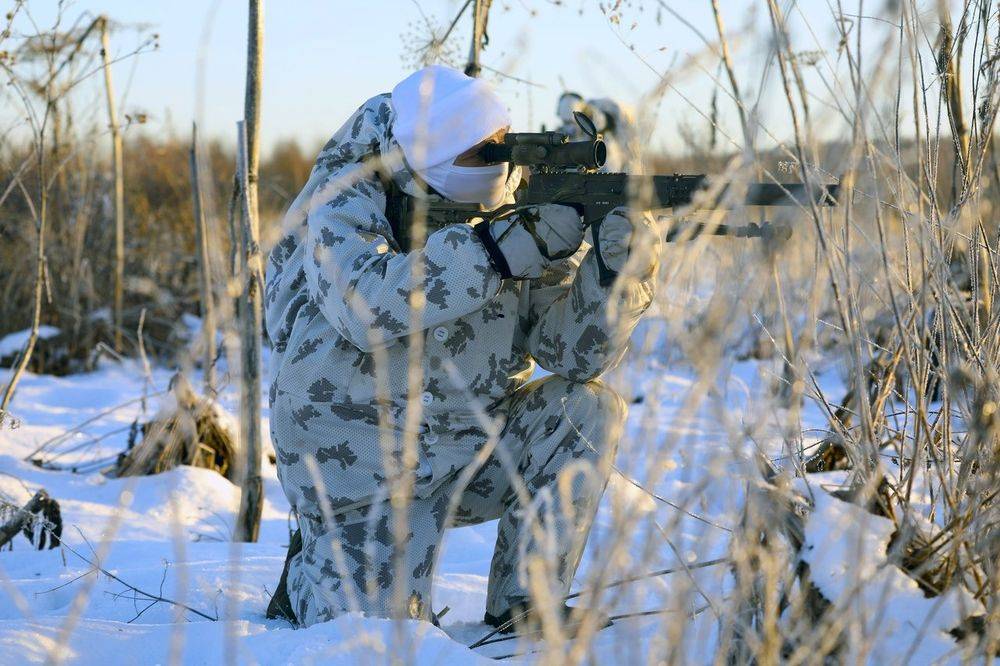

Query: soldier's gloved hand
[
  {"left": 594, "top": 206, "right": 660, "bottom": 280},
  {"left": 487, "top": 204, "right": 586, "bottom": 280}
]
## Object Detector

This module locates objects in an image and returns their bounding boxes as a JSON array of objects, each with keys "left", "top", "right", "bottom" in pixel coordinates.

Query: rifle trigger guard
[{"left": 590, "top": 216, "right": 618, "bottom": 288}]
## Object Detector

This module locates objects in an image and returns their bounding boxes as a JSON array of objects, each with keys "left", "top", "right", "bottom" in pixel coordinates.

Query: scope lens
[{"left": 593, "top": 141, "right": 607, "bottom": 168}]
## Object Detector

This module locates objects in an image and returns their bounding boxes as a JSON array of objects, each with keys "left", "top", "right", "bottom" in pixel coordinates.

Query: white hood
[{"left": 391, "top": 65, "right": 511, "bottom": 171}]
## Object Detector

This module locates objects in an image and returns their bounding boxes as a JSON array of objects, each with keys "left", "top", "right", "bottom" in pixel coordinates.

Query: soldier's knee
[
  {"left": 547, "top": 376, "right": 628, "bottom": 428},
  {"left": 580, "top": 380, "right": 628, "bottom": 428}
]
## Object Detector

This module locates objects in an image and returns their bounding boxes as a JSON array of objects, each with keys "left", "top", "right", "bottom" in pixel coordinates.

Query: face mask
[{"left": 419, "top": 161, "right": 509, "bottom": 210}]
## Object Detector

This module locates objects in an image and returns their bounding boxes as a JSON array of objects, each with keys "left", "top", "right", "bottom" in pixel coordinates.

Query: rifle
[{"left": 385, "top": 112, "right": 839, "bottom": 285}]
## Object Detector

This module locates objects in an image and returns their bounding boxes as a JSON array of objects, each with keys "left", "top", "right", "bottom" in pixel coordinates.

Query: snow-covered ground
[
  {"left": 0, "top": 326, "right": 61, "bottom": 360},
  {"left": 0, "top": 348, "right": 977, "bottom": 664}
]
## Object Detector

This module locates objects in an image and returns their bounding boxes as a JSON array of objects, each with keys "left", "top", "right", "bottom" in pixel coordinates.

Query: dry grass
[{"left": 114, "top": 374, "right": 237, "bottom": 482}]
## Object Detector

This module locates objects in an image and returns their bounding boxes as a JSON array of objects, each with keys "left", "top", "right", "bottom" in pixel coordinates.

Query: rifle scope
[{"left": 479, "top": 131, "right": 606, "bottom": 170}]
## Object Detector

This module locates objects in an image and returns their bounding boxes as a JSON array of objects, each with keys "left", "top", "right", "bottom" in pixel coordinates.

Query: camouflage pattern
[
  {"left": 264, "top": 94, "right": 655, "bottom": 625},
  {"left": 273, "top": 375, "right": 626, "bottom": 625}
]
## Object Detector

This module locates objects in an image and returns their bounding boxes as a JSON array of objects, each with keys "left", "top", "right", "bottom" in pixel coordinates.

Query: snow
[
  {"left": 0, "top": 326, "right": 61, "bottom": 359},
  {"left": 800, "top": 487, "right": 979, "bottom": 665},
  {"left": 0, "top": 351, "right": 979, "bottom": 664}
]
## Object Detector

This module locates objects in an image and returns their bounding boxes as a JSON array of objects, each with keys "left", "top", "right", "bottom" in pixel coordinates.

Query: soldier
[
  {"left": 264, "top": 65, "right": 659, "bottom": 633},
  {"left": 556, "top": 91, "right": 637, "bottom": 172}
]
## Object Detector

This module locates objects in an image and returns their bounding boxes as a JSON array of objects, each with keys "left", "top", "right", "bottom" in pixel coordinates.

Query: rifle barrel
[
  {"left": 649, "top": 176, "right": 839, "bottom": 208},
  {"left": 663, "top": 221, "right": 792, "bottom": 243},
  {"left": 742, "top": 182, "right": 839, "bottom": 206},
  {"left": 520, "top": 173, "right": 839, "bottom": 212}
]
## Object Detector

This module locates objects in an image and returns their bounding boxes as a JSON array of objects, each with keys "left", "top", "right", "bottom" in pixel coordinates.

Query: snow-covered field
[{"left": 0, "top": 350, "right": 979, "bottom": 664}]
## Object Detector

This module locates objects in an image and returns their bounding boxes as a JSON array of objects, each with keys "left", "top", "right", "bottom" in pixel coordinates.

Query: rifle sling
[{"left": 472, "top": 220, "right": 514, "bottom": 280}]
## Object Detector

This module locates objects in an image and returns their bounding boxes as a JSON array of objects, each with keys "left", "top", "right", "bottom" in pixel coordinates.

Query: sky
[{"left": 2, "top": 1, "right": 942, "bottom": 157}]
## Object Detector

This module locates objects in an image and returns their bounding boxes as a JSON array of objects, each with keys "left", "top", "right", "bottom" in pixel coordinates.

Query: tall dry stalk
[
  {"left": 188, "top": 122, "right": 217, "bottom": 394},
  {"left": 99, "top": 16, "right": 126, "bottom": 354},
  {"left": 0, "top": 11, "right": 58, "bottom": 425},
  {"left": 0, "top": 175, "right": 46, "bottom": 426},
  {"left": 242, "top": 0, "right": 263, "bottom": 220}
]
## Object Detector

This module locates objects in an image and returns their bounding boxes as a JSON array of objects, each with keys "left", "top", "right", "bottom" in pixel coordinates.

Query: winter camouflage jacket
[{"left": 264, "top": 94, "right": 654, "bottom": 516}]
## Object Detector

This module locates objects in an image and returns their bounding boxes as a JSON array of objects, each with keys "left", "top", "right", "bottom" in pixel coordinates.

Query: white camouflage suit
[{"left": 264, "top": 93, "right": 655, "bottom": 626}]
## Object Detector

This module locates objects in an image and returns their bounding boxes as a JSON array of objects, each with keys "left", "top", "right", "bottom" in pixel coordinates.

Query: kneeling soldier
[{"left": 264, "top": 65, "right": 658, "bottom": 632}]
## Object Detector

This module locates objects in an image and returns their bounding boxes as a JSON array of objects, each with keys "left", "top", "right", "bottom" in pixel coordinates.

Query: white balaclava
[{"left": 392, "top": 65, "right": 511, "bottom": 209}]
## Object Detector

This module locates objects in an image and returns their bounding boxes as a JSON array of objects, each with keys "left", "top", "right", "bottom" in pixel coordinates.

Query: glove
[
  {"left": 486, "top": 204, "right": 586, "bottom": 280},
  {"left": 593, "top": 206, "right": 659, "bottom": 280}
]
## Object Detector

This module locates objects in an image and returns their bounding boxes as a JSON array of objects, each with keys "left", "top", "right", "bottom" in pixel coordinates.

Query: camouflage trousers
[{"left": 281, "top": 376, "right": 627, "bottom": 627}]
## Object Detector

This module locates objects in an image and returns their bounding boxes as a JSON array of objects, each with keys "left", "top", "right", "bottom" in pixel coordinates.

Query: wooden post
[
  {"left": 188, "top": 123, "right": 216, "bottom": 394},
  {"left": 99, "top": 16, "right": 126, "bottom": 353},
  {"left": 234, "top": 122, "right": 263, "bottom": 543},
  {"left": 233, "top": 0, "right": 264, "bottom": 543}
]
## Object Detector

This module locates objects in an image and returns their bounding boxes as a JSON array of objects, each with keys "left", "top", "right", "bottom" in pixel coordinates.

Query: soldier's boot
[
  {"left": 266, "top": 528, "right": 302, "bottom": 623},
  {"left": 484, "top": 598, "right": 612, "bottom": 636}
]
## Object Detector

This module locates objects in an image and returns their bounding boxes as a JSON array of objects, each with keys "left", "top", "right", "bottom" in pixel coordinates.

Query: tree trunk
[
  {"left": 188, "top": 122, "right": 217, "bottom": 394},
  {"left": 100, "top": 16, "right": 126, "bottom": 353},
  {"left": 233, "top": 0, "right": 264, "bottom": 543}
]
